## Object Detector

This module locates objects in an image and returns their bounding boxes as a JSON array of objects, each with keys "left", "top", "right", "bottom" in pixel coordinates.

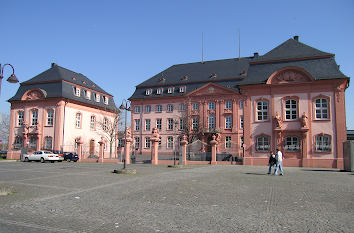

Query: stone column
[
  {"left": 203, "top": 101, "right": 208, "bottom": 129},
  {"left": 232, "top": 99, "right": 238, "bottom": 132},
  {"left": 98, "top": 138, "right": 105, "bottom": 163},
  {"left": 151, "top": 127, "right": 160, "bottom": 165},
  {"left": 124, "top": 127, "right": 132, "bottom": 164},
  {"left": 7, "top": 108, "right": 16, "bottom": 159},
  {"left": 210, "top": 135, "right": 218, "bottom": 165},
  {"left": 215, "top": 100, "right": 220, "bottom": 129},
  {"left": 180, "top": 135, "right": 188, "bottom": 165}
]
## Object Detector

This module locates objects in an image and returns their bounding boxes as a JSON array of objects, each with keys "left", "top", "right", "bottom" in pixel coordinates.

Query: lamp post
[
  {"left": 0, "top": 63, "right": 19, "bottom": 96},
  {"left": 173, "top": 120, "right": 179, "bottom": 165},
  {"left": 119, "top": 99, "right": 131, "bottom": 169}
]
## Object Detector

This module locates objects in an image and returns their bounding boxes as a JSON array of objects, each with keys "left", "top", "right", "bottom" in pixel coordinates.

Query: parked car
[
  {"left": 0, "top": 150, "right": 7, "bottom": 159},
  {"left": 63, "top": 152, "right": 79, "bottom": 162},
  {"left": 23, "top": 150, "right": 64, "bottom": 163}
]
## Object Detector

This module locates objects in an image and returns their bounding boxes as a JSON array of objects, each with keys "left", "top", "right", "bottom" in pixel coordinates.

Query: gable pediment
[
  {"left": 267, "top": 67, "right": 314, "bottom": 85},
  {"left": 21, "top": 88, "right": 47, "bottom": 101},
  {"left": 186, "top": 83, "right": 238, "bottom": 97}
]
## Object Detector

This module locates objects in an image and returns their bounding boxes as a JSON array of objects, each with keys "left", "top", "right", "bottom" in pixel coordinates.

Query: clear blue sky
[{"left": 1, "top": 0, "right": 353, "bottom": 129}]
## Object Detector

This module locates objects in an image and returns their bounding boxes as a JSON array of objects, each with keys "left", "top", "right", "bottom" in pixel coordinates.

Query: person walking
[
  {"left": 267, "top": 151, "right": 276, "bottom": 175},
  {"left": 274, "top": 148, "right": 284, "bottom": 176}
]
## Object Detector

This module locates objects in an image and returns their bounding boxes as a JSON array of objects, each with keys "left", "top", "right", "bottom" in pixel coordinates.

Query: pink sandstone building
[
  {"left": 129, "top": 36, "right": 349, "bottom": 168},
  {"left": 7, "top": 63, "right": 119, "bottom": 160}
]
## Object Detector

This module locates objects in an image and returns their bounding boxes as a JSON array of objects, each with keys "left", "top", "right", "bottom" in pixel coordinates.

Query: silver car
[{"left": 24, "top": 150, "right": 64, "bottom": 163}]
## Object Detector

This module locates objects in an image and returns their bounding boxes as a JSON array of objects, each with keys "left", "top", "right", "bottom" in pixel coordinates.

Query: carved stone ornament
[
  {"left": 274, "top": 112, "right": 282, "bottom": 128},
  {"left": 273, "top": 70, "right": 310, "bottom": 84},
  {"left": 301, "top": 112, "right": 308, "bottom": 128},
  {"left": 23, "top": 90, "right": 45, "bottom": 101}
]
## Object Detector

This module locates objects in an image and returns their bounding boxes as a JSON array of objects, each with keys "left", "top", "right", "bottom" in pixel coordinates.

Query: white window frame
[
  {"left": 315, "top": 98, "right": 329, "bottom": 119},
  {"left": 134, "top": 137, "right": 140, "bottom": 149},
  {"left": 44, "top": 136, "right": 53, "bottom": 150},
  {"left": 167, "top": 118, "right": 174, "bottom": 130},
  {"left": 256, "top": 136, "right": 270, "bottom": 152},
  {"left": 156, "top": 119, "right": 162, "bottom": 130},
  {"left": 47, "top": 109, "right": 54, "bottom": 126},
  {"left": 167, "top": 136, "right": 173, "bottom": 149},
  {"left": 240, "top": 115, "right": 244, "bottom": 129},
  {"left": 156, "top": 88, "right": 163, "bottom": 95},
  {"left": 145, "top": 89, "right": 152, "bottom": 96},
  {"left": 95, "top": 93, "right": 100, "bottom": 102},
  {"left": 285, "top": 99, "right": 297, "bottom": 120},
  {"left": 315, "top": 135, "right": 331, "bottom": 152},
  {"left": 192, "top": 103, "right": 199, "bottom": 111},
  {"left": 192, "top": 117, "right": 199, "bottom": 130},
  {"left": 73, "top": 87, "right": 80, "bottom": 97},
  {"left": 225, "top": 136, "right": 232, "bottom": 148},
  {"left": 135, "top": 106, "right": 141, "bottom": 113},
  {"left": 18, "top": 111, "right": 24, "bottom": 126},
  {"left": 167, "top": 87, "right": 174, "bottom": 94},
  {"left": 75, "top": 113, "right": 81, "bottom": 128},
  {"left": 225, "top": 101, "right": 232, "bottom": 109},
  {"left": 257, "top": 101, "right": 268, "bottom": 121},
  {"left": 179, "top": 86, "right": 185, "bottom": 93},
  {"left": 135, "top": 119, "right": 140, "bottom": 131},
  {"left": 156, "top": 105, "right": 162, "bottom": 112},
  {"left": 285, "top": 136, "right": 300, "bottom": 152},
  {"left": 145, "top": 137, "right": 151, "bottom": 148},
  {"left": 31, "top": 110, "right": 38, "bottom": 126},
  {"left": 90, "top": 116, "right": 96, "bottom": 130},
  {"left": 145, "top": 119, "right": 151, "bottom": 131},
  {"left": 145, "top": 105, "right": 151, "bottom": 113},
  {"left": 225, "top": 116, "right": 232, "bottom": 129},
  {"left": 209, "top": 114, "right": 215, "bottom": 130},
  {"left": 167, "top": 104, "right": 173, "bottom": 112},
  {"left": 208, "top": 102, "right": 215, "bottom": 110}
]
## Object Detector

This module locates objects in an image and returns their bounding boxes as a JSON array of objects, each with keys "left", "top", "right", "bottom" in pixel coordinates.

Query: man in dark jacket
[{"left": 267, "top": 151, "right": 276, "bottom": 174}]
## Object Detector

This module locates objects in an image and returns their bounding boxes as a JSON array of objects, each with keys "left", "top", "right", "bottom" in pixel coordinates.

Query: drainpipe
[{"left": 61, "top": 99, "right": 68, "bottom": 152}]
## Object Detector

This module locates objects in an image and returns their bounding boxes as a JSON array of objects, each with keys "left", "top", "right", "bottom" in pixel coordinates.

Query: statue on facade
[
  {"left": 125, "top": 127, "right": 132, "bottom": 139},
  {"left": 301, "top": 112, "right": 308, "bottom": 128},
  {"left": 274, "top": 112, "right": 282, "bottom": 128}
]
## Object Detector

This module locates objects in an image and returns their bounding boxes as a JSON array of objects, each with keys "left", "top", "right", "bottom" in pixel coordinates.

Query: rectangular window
[
  {"left": 135, "top": 106, "right": 140, "bottom": 113},
  {"left": 192, "top": 117, "right": 199, "bottom": 130},
  {"left": 146, "top": 89, "right": 152, "bottom": 96},
  {"left": 145, "top": 137, "right": 151, "bottom": 148},
  {"left": 47, "top": 109, "right": 54, "bottom": 126},
  {"left": 94, "top": 93, "right": 100, "bottom": 102},
  {"left": 18, "top": 111, "right": 24, "bottom": 126},
  {"left": 103, "top": 118, "right": 108, "bottom": 131},
  {"left": 240, "top": 136, "right": 244, "bottom": 148},
  {"left": 103, "top": 96, "right": 109, "bottom": 105},
  {"left": 31, "top": 110, "right": 38, "bottom": 126},
  {"left": 74, "top": 87, "right": 80, "bottom": 97},
  {"left": 193, "top": 103, "right": 199, "bottom": 111},
  {"left": 179, "top": 86, "right": 185, "bottom": 93},
  {"left": 315, "top": 135, "right": 331, "bottom": 152},
  {"left": 167, "top": 137, "right": 173, "bottom": 149},
  {"left": 285, "top": 99, "right": 297, "bottom": 120},
  {"left": 145, "top": 105, "right": 151, "bottom": 113},
  {"left": 167, "top": 118, "right": 174, "bottom": 130},
  {"left": 44, "top": 137, "right": 52, "bottom": 150},
  {"left": 240, "top": 101, "right": 244, "bottom": 109},
  {"left": 167, "top": 104, "right": 173, "bottom": 112},
  {"left": 225, "top": 101, "right": 232, "bottom": 109},
  {"left": 156, "top": 119, "right": 162, "bottom": 130},
  {"left": 167, "top": 87, "right": 174, "bottom": 94},
  {"left": 225, "top": 136, "right": 232, "bottom": 148},
  {"left": 90, "top": 116, "right": 95, "bottom": 130},
  {"left": 145, "top": 119, "right": 151, "bottom": 131},
  {"left": 315, "top": 98, "right": 329, "bottom": 119},
  {"left": 156, "top": 105, "right": 162, "bottom": 112},
  {"left": 209, "top": 102, "right": 215, "bottom": 110},
  {"left": 75, "top": 113, "right": 81, "bottom": 128},
  {"left": 179, "top": 118, "right": 184, "bottom": 130},
  {"left": 180, "top": 103, "right": 185, "bottom": 111},
  {"left": 86, "top": 90, "right": 91, "bottom": 100},
  {"left": 257, "top": 101, "right": 268, "bottom": 121},
  {"left": 156, "top": 88, "right": 163, "bottom": 95},
  {"left": 225, "top": 116, "right": 232, "bottom": 129},
  {"left": 135, "top": 119, "right": 140, "bottom": 131},
  {"left": 240, "top": 116, "right": 244, "bottom": 129},
  {"left": 29, "top": 137, "right": 37, "bottom": 149},
  {"left": 285, "top": 136, "right": 300, "bottom": 152},
  {"left": 135, "top": 137, "right": 140, "bottom": 149},
  {"left": 209, "top": 114, "right": 215, "bottom": 129},
  {"left": 256, "top": 136, "right": 270, "bottom": 152}
]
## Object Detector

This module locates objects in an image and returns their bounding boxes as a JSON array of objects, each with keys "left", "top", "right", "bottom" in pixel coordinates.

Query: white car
[{"left": 24, "top": 150, "right": 64, "bottom": 163}]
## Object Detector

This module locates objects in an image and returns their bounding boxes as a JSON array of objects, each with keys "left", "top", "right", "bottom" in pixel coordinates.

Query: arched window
[
  {"left": 29, "top": 136, "right": 37, "bottom": 149},
  {"left": 14, "top": 136, "right": 23, "bottom": 149}
]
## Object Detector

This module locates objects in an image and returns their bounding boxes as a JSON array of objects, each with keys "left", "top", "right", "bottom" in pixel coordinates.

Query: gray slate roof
[
  {"left": 130, "top": 37, "right": 347, "bottom": 100},
  {"left": 9, "top": 64, "right": 117, "bottom": 111}
]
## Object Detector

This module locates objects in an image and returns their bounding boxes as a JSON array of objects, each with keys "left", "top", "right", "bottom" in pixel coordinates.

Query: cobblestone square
[{"left": 0, "top": 162, "right": 353, "bottom": 232}]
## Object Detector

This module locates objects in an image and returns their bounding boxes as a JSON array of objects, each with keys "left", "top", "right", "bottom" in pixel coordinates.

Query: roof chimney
[
  {"left": 51, "top": 63, "right": 57, "bottom": 68},
  {"left": 293, "top": 35, "right": 299, "bottom": 41},
  {"left": 253, "top": 52, "right": 259, "bottom": 58}
]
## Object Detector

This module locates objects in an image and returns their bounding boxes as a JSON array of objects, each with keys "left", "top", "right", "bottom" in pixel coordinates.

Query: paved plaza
[{"left": 0, "top": 161, "right": 353, "bottom": 233}]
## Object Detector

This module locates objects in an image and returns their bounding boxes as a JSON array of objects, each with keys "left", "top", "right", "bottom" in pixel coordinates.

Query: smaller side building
[{"left": 7, "top": 63, "right": 119, "bottom": 160}]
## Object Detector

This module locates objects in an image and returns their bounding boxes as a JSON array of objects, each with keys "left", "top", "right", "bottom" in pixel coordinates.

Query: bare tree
[
  {"left": 0, "top": 113, "right": 10, "bottom": 150},
  {"left": 178, "top": 110, "right": 205, "bottom": 143},
  {"left": 96, "top": 109, "right": 120, "bottom": 159}
]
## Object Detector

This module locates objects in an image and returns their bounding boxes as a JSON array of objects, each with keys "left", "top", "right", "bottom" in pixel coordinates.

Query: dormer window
[
  {"left": 181, "top": 76, "right": 188, "bottom": 81},
  {"left": 103, "top": 96, "right": 109, "bottom": 105},
  {"left": 73, "top": 87, "right": 80, "bottom": 97},
  {"left": 94, "top": 93, "right": 100, "bottom": 102},
  {"left": 167, "top": 87, "right": 174, "bottom": 94},
  {"left": 210, "top": 73, "right": 217, "bottom": 78},
  {"left": 156, "top": 88, "right": 163, "bottom": 95},
  {"left": 145, "top": 89, "right": 152, "bottom": 96},
  {"left": 86, "top": 90, "right": 91, "bottom": 100},
  {"left": 179, "top": 86, "right": 186, "bottom": 93},
  {"left": 159, "top": 78, "right": 166, "bottom": 83}
]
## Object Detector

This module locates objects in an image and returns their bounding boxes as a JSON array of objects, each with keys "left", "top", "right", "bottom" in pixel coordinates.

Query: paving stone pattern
[{"left": 0, "top": 162, "right": 353, "bottom": 233}]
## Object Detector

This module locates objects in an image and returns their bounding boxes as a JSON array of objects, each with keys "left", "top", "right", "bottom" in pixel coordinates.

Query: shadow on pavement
[
  {"left": 244, "top": 172, "right": 266, "bottom": 176},
  {"left": 301, "top": 169, "right": 345, "bottom": 172}
]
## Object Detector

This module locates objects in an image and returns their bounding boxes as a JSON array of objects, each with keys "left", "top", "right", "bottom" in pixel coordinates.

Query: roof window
[
  {"left": 181, "top": 76, "right": 188, "bottom": 81},
  {"left": 156, "top": 88, "right": 163, "bottom": 95},
  {"left": 145, "top": 89, "right": 152, "bottom": 96},
  {"left": 167, "top": 87, "right": 174, "bottom": 94},
  {"left": 210, "top": 73, "right": 217, "bottom": 78}
]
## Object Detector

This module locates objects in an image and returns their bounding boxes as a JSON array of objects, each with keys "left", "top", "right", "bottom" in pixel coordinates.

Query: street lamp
[
  {"left": 119, "top": 99, "right": 131, "bottom": 169},
  {"left": 0, "top": 63, "right": 19, "bottom": 96}
]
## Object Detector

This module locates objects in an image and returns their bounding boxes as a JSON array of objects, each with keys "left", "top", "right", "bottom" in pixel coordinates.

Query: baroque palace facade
[
  {"left": 130, "top": 36, "right": 349, "bottom": 168},
  {"left": 7, "top": 63, "right": 118, "bottom": 160}
]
